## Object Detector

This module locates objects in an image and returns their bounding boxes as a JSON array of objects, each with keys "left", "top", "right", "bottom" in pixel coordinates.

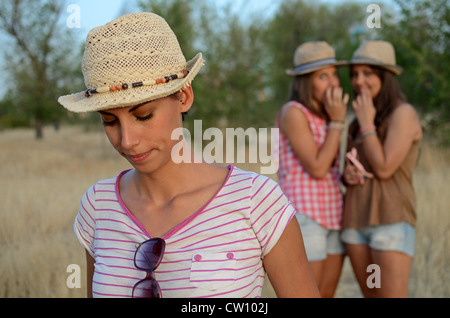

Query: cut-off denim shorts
[
  {"left": 295, "top": 213, "right": 346, "bottom": 262},
  {"left": 341, "top": 222, "right": 415, "bottom": 257}
]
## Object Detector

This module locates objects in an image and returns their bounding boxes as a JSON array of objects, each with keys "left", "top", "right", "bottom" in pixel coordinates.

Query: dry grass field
[{"left": 1, "top": 125, "right": 449, "bottom": 298}]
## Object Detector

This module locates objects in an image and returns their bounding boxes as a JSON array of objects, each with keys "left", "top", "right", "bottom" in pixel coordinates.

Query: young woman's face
[
  {"left": 98, "top": 93, "right": 188, "bottom": 173},
  {"left": 351, "top": 65, "right": 382, "bottom": 98},
  {"left": 311, "top": 66, "right": 340, "bottom": 106}
]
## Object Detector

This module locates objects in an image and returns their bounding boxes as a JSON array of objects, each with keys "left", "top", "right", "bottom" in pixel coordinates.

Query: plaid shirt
[{"left": 276, "top": 102, "right": 343, "bottom": 230}]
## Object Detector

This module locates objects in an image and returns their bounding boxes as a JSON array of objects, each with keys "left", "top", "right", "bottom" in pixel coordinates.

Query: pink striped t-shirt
[
  {"left": 276, "top": 102, "right": 343, "bottom": 230},
  {"left": 74, "top": 165, "right": 295, "bottom": 298}
]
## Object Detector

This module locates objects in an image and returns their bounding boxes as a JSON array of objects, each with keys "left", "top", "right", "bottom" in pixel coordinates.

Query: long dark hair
[
  {"left": 349, "top": 66, "right": 407, "bottom": 138},
  {"left": 287, "top": 75, "right": 329, "bottom": 120}
]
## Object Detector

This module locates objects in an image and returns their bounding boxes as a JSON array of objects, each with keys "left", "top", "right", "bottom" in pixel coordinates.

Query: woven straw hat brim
[
  {"left": 350, "top": 57, "right": 403, "bottom": 75},
  {"left": 58, "top": 53, "right": 204, "bottom": 113},
  {"left": 286, "top": 60, "right": 348, "bottom": 76}
]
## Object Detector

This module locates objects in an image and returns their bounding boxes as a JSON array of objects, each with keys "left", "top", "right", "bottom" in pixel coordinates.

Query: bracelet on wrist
[
  {"left": 359, "top": 125, "right": 376, "bottom": 134},
  {"left": 328, "top": 120, "right": 345, "bottom": 131},
  {"left": 360, "top": 131, "right": 377, "bottom": 138}
]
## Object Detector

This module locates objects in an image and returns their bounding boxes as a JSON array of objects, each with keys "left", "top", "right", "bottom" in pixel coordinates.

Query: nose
[
  {"left": 353, "top": 72, "right": 364, "bottom": 87},
  {"left": 119, "top": 122, "right": 139, "bottom": 150},
  {"left": 329, "top": 75, "right": 339, "bottom": 88}
]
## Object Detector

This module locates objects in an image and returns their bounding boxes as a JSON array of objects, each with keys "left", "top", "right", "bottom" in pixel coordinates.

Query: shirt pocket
[{"left": 189, "top": 252, "right": 237, "bottom": 291}]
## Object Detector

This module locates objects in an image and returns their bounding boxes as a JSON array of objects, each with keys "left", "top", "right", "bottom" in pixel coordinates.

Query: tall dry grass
[{"left": 0, "top": 126, "right": 448, "bottom": 297}]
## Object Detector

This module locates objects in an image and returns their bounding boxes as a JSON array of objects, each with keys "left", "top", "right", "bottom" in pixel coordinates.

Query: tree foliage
[
  {"left": 0, "top": 0, "right": 448, "bottom": 143},
  {"left": 0, "top": 0, "right": 82, "bottom": 138},
  {"left": 383, "top": 0, "right": 450, "bottom": 142}
]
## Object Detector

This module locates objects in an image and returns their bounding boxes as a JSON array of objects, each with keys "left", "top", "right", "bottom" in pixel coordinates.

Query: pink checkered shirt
[{"left": 276, "top": 101, "right": 343, "bottom": 230}]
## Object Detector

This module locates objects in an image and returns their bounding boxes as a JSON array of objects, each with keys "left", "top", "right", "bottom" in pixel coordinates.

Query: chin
[{"left": 131, "top": 157, "right": 176, "bottom": 175}]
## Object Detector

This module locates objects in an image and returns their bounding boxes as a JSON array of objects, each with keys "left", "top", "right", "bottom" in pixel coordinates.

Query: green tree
[
  {"left": 383, "top": 0, "right": 450, "bottom": 143},
  {"left": 0, "top": 0, "right": 81, "bottom": 138},
  {"left": 193, "top": 2, "right": 268, "bottom": 128}
]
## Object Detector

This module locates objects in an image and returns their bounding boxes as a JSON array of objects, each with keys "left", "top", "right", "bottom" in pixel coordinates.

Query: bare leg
[
  {"left": 318, "top": 254, "right": 344, "bottom": 298},
  {"left": 370, "top": 249, "right": 412, "bottom": 297},
  {"left": 309, "top": 254, "right": 345, "bottom": 298},
  {"left": 309, "top": 259, "right": 324, "bottom": 289},
  {"left": 345, "top": 243, "right": 377, "bottom": 297}
]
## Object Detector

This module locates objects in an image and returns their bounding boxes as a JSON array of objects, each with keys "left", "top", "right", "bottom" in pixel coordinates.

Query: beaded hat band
[
  {"left": 58, "top": 12, "right": 204, "bottom": 113},
  {"left": 84, "top": 70, "right": 190, "bottom": 97}
]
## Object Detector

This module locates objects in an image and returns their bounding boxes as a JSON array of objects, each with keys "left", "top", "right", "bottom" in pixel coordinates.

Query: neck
[{"left": 127, "top": 152, "right": 203, "bottom": 204}]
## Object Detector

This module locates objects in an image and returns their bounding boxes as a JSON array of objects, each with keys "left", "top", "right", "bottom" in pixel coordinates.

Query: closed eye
[
  {"left": 136, "top": 112, "right": 153, "bottom": 121},
  {"left": 99, "top": 112, "right": 118, "bottom": 126},
  {"left": 102, "top": 118, "right": 117, "bottom": 126}
]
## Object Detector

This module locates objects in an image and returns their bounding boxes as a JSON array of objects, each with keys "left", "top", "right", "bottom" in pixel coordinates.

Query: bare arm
[
  {"left": 85, "top": 250, "right": 95, "bottom": 298},
  {"left": 352, "top": 89, "right": 422, "bottom": 179},
  {"left": 263, "top": 218, "right": 320, "bottom": 297},
  {"left": 280, "top": 88, "right": 348, "bottom": 178},
  {"left": 362, "top": 106, "right": 421, "bottom": 179}
]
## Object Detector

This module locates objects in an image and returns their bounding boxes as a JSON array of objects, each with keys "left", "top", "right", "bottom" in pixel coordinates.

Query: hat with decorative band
[
  {"left": 350, "top": 40, "right": 403, "bottom": 75},
  {"left": 58, "top": 12, "right": 205, "bottom": 113}
]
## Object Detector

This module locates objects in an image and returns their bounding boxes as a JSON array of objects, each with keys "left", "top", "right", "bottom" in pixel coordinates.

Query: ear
[{"left": 178, "top": 85, "right": 194, "bottom": 113}]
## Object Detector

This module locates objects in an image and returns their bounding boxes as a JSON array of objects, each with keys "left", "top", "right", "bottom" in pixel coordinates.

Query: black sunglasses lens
[
  {"left": 132, "top": 277, "right": 162, "bottom": 298},
  {"left": 133, "top": 238, "right": 165, "bottom": 298},
  {"left": 135, "top": 238, "right": 165, "bottom": 271}
]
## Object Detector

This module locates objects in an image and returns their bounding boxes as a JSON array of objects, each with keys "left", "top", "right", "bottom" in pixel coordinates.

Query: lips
[{"left": 126, "top": 150, "right": 152, "bottom": 163}]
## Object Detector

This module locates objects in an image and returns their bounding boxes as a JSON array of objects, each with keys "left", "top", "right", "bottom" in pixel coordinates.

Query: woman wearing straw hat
[
  {"left": 58, "top": 12, "right": 319, "bottom": 298},
  {"left": 341, "top": 40, "right": 422, "bottom": 297},
  {"left": 277, "top": 41, "right": 349, "bottom": 297}
]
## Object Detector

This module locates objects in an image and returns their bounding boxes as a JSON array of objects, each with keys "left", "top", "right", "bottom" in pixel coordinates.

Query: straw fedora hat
[
  {"left": 350, "top": 40, "right": 403, "bottom": 75},
  {"left": 58, "top": 12, "right": 204, "bottom": 113},
  {"left": 286, "top": 41, "right": 346, "bottom": 76}
]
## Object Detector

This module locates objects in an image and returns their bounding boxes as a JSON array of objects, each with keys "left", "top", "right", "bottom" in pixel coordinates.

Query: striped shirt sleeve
[
  {"left": 74, "top": 184, "right": 97, "bottom": 257},
  {"left": 249, "top": 174, "right": 296, "bottom": 257}
]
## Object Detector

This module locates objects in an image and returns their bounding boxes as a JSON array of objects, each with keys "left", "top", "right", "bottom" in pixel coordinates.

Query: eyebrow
[{"left": 129, "top": 103, "right": 146, "bottom": 112}]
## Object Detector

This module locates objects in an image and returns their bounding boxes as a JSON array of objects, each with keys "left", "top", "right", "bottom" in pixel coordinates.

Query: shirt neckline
[{"left": 115, "top": 164, "right": 235, "bottom": 240}]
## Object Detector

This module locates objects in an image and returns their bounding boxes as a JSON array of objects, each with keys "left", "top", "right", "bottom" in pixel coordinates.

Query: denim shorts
[
  {"left": 341, "top": 222, "right": 415, "bottom": 257},
  {"left": 295, "top": 213, "right": 346, "bottom": 262}
]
